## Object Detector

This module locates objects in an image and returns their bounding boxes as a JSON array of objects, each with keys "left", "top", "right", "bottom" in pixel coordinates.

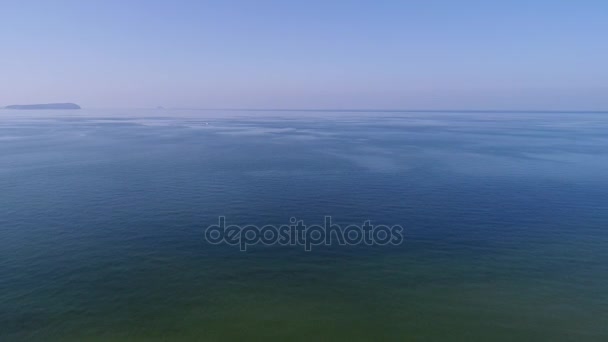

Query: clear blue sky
[{"left": 1, "top": 0, "right": 607, "bottom": 109}]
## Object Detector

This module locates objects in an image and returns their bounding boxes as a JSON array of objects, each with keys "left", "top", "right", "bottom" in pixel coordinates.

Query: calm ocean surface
[{"left": 1, "top": 109, "right": 607, "bottom": 341}]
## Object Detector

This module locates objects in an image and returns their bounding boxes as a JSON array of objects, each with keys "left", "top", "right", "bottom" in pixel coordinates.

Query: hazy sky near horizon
[{"left": 1, "top": 0, "right": 607, "bottom": 110}]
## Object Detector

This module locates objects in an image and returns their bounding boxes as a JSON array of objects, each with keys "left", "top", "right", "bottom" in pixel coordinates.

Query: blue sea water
[{"left": 1, "top": 109, "right": 607, "bottom": 341}]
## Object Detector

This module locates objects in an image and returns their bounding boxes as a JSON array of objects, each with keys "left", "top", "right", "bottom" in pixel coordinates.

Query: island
[{"left": 4, "top": 103, "right": 81, "bottom": 110}]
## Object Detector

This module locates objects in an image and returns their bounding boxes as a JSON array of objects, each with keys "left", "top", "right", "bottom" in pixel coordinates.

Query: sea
[{"left": 1, "top": 109, "right": 607, "bottom": 341}]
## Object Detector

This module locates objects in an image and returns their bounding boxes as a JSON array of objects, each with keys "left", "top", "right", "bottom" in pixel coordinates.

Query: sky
[{"left": 1, "top": 0, "right": 607, "bottom": 110}]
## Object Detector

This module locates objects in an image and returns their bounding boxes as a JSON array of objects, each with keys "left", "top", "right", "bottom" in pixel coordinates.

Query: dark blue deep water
[{"left": 1, "top": 110, "right": 607, "bottom": 341}]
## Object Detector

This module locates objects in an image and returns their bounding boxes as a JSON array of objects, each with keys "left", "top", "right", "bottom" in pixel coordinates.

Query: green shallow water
[{"left": 1, "top": 110, "right": 607, "bottom": 341}]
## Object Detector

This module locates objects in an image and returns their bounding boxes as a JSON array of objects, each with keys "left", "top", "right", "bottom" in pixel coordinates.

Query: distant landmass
[{"left": 5, "top": 103, "right": 81, "bottom": 110}]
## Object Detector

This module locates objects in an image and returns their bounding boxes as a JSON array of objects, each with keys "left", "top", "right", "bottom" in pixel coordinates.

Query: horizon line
[
  {"left": 3, "top": 105, "right": 608, "bottom": 114},
  {"left": 166, "top": 107, "right": 608, "bottom": 114}
]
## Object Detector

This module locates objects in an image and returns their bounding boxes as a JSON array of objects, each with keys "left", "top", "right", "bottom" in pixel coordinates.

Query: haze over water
[{"left": 1, "top": 109, "right": 607, "bottom": 341}]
